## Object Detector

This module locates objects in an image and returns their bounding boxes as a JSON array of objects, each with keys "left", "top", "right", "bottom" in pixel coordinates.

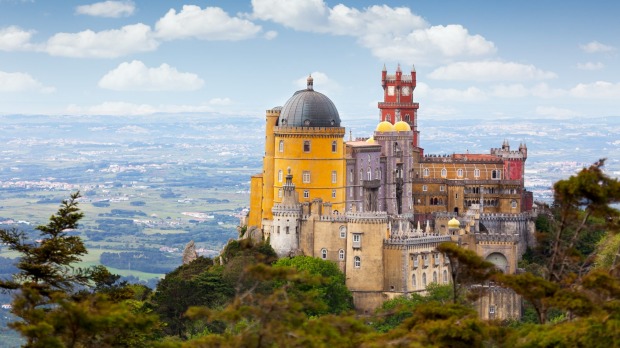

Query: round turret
[
  {"left": 279, "top": 75, "right": 341, "bottom": 128},
  {"left": 448, "top": 217, "right": 460, "bottom": 229},
  {"left": 375, "top": 121, "right": 395, "bottom": 132},
  {"left": 394, "top": 121, "right": 411, "bottom": 132},
  {"left": 366, "top": 136, "right": 375, "bottom": 144}
]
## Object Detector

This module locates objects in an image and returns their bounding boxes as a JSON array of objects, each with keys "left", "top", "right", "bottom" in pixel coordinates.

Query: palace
[{"left": 246, "top": 66, "right": 534, "bottom": 318}]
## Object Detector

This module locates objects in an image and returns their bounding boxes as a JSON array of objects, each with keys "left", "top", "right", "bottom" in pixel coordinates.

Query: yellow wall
[
  {"left": 273, "top": 126, "right": 346, "bottom": 213},
  {"left": 259, "top": 109, "right": 280, "bottom": 222},
  {"left": 248, "top": 174, "right": 263, "bottom": 228}
]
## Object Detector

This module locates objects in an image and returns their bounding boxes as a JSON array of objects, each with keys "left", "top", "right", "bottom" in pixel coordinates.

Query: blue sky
[{"left": 1, "top": 0, "right": 619, "bottom": 122}]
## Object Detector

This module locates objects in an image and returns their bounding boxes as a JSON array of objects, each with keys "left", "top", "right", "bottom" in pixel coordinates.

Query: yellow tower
[{"left": 273, "top": 75, "right": 346, "bottom": 213}]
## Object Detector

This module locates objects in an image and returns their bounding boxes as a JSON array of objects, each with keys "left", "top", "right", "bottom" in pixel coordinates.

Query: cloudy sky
[{"left": 1, "top": 0, "right": 618, "bottom": 121}]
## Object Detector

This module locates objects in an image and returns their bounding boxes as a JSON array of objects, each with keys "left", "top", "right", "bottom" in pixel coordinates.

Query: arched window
[
  {"left": 433, "top": 271, "right": 437, "bottom": 283},
  {"left": 339, "top": 226, "right": 346, "bottom": 238},
  {"left": 423, "top": 168, "right": 429, "bottom": 177},
  {"left": 354, "top": 256, "right": 361, "bottom": 268},
  {"left": 441, "top": 168, "right": 447, "bottom": 177},
  {"left": 443, "top": 270, "right": 448, "bottom": 283},
  {"left": 278, "top": 170, "right": 283, "bottom": 183},
  {"left": 492, "top": 169, "right": 500, "bottom": 179},
  {"left": 321, "top": 248, "right": 327, "bottom": 260},
  {"left": 457, "top": 169, "right": 463, "bottom": 177},
  {"left": 279, "top": 140, "right": 284, "bottom": 152},
  {"left": 405, "top": 114, "right": 410, "bottom": 122},
  {"left": 338, "top": 249, "right": 345, "bottom": 260},
  {"left": 412, "top": 274, "right": 417, "bottom": 288},
  {"left": 303, "top": 140, "right": 310, "bottom": 153},
  {"left": 422, "top": 273, "right": 427, "bottom": 287},
  {"left": 349, "top": 169, "right": 353, "bottom": 183},
  {"left": 331, "top": 141, "right": 337, "bottom": 153},
  {"left": 367, "top": 168, "right": 372, "bottom": 180},
  {"left": 474, "top": 168, "right": 480, "bottom": 178}
]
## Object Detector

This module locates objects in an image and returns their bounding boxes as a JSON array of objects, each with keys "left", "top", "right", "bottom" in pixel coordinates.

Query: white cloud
[
  {"left": 66, "top": 101, "right": 218, "bottom": 116},
  {"left": 294, "top": 71, "right": 339, "bottom": 94},
  {"left": 570, "top": 81, "right": 620, "bottom": 99},
  {"left": 0, "top": 70, "right": 54, "bottom": 93},
  {"left": 46, "top": 23, "right": 158, "bottom": 58},
  {"left": 535, "top": 106, "right": 580, "bottom": 118},
  {"left": 251, "top": 0, "right": 329, "bottom": 31},
  {"left": 98, "top": 60, "right": 204, "bottom": 91},
  {"left": 0, "top": 26, "right": 36, "bottom": 51},
  {"left": 429, "top": 86, "right": 486, "bottom": 102},
  {"left": 429, "top": 61, "right": 556, "bottom": 81},
  {"left": 490, "top": 84, "right": 530, "bottom": 98},
  {"left": 250, "top": 0, "right": 495, "bottom": 65},
  {"left": 208, "top": 97, "right": 232, "bottom": 106},
  {"left": 155, "top": 5, "right": 262, "bottom": 41},
  {"left": 530, "top": 83, "right": 566, "bottom": 98},
  {"left": 76, "top": 1, "right": 135, "bottom": 18},
  {"left": 264, "top": 30, "right": 278, "bottom": 40},
  {"left": 580, "top": 41, "right": 615, "bottom": 53},
  {"left": 577, "top": 62, "right": 604, "bottom": 70}
]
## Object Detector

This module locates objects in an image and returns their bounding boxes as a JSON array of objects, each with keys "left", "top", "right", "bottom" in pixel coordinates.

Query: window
[
  {"left": 440, "top": 185, "right": 445, "bottom": 192},
  {"left": 422, "top": 273, "right": 427, "bottom": 287},
  {"left": 354, "top": 256, "right": 361, "bottom": 268},
  {"left": 278, "top": 189, "right": 282, "bottom": 198},
  {"left": 338, "top": 249, "right": 345, "bottom": 260},
  {"left": 286, "top": 226, "right": 290, "bottom": 234},
  {"left": 367, "top": 168, "right": 372, "bottom": 180},
  {"left": 277, "top": 226, "right": 280, "bottom": 234},
  {"left": 332, "top": 171, "right": 337, "bottom": 183},
  {"left": 303, "top": 140, "right": 310, "bottom": 152},
  {"left": 303, "top": 190, "right": 309, "bottom": 198},
  {"left": 359, "top": 170, "right": 363, "bottom": 183},
  {"left": 353, "top": 233, "right": 361, "bottom": 248},
  {"left": 332, "top": 189, "right": 336, "bottom": 198},
  {"left": 489, "top": 305, "right": 496, "bottom": 315},
  {"left": 278, "top": 170, "right": 283, "bottom": 182},
  {"left": 331, "top": 141, "right": 337, "bottom": 153},
  {"left": 279, "top": 140, "right": 284, "bottom": 152},
  {"left": 433, "top": 271, "right": 437, "bottom": 283},
  {"left": 511, "top": 200, "right": 517, "bottom": 208},
  {"left": 423, "top": 168, "right": 429, "bottom": 177},
  {"left": 443, "top": 270, "right": 448, "bottom": 283},
  {"left": 349, "top": 187, "right": 353, "bottom": 197},
  {"left": 321, "top": 248, "right": 327, "bottom": 259},
  {"left": 474, "top": 168, "right": 480, "bottom": 178},
  {"left": 441, "top": 168, "right": 447, "bottom": 177},
  {"left": 339, "top": 226, "right": 346, "bottom": 238},
  {"left": 378, "top": 169, "right": 382, "bottom": 180},
  {"left": 457, "top": 169, "right": 463, "bottom": 177},
  {"left": 302, "top": 171, "right": 311, "bottom": 183},
  {"left": 492, "top": 169, "right": 500, "bottom": 179},
  {"left": 422, "top": 185, "right": 427, "bottom": 192},
  {"left": 412, "top": 274, "right": 417, "bottom": 288}
]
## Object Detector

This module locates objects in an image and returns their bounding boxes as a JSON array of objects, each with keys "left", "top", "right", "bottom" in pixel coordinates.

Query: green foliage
[
  {"left": 595, "top": 233, "right": 620, "bottom": 270},
  {"left": 273, "top": 256, "right": 354, "bottom": 315},
  {"left": 437, "top": 242, "right": 497, "bottom": 303},
  {"left": 0, "top": 192, "right": 162, "bottom": 347}
]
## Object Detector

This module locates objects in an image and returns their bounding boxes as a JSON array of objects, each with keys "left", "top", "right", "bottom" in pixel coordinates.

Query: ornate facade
[{"left": 247, "top": 67, "right": 534, "bottom": 319}]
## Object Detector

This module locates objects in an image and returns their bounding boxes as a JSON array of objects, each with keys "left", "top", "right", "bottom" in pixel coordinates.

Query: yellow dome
[
  {"left": 394, "top": 121, "right": 411, "bottom": 132},
  {"left": 375, "top": 121, "right": 394, "bottom": 132},
  {"left": 448, "top": 217, "right": 460, "bottom": 229},
  {"left": 366, "top": 136, "right": 375, "bottom": 144}
]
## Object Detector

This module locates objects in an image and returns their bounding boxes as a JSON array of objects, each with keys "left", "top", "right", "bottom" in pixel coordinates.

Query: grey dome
[{"left": 279, "top": 76, "right": 340, "bottom": 128}]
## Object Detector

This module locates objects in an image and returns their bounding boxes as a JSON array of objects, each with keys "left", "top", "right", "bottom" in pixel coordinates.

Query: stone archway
[{"left": 485, "top": 252, "right": 509, "bottom": 273}]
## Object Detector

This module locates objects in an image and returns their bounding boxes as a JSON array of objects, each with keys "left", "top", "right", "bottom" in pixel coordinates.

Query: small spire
[
  {"left": 412, "top": 63, "right": 416, "bottom": 72},
  {"left": 382, "top": 63, "right": 387, "bottom": 72},
  {"left": 307, "top": 74, "right": 314, "bottom": 90},
  {"left": 349, "top": 130, "right": 353, "bottom": 141},
  {"left": 396, "top": 63, "right": 401, "bottom": 72}
]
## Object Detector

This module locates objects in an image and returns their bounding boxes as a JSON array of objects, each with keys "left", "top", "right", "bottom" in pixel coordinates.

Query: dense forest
[{"left": 0, "top": 161, "right": 619, "bottom": 347}]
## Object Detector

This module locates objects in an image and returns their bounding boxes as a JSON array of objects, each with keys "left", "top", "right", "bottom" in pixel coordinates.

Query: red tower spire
[{"left": 377, "top": 65, "right": 420, "bottom": 148}]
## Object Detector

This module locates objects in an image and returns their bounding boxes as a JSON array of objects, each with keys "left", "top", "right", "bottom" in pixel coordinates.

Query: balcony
[{"left": 362, "top": 179, "right": 381, "bottom": 189}]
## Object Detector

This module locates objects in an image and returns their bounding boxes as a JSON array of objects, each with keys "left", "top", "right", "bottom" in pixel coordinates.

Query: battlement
[
  {"left": 479, "top": 213, "right": 531, "bottom": 222},
  {"left": 346, "top": 211, "right": 388, "bottom": 223},
  {"left": 474, "top": 232, "right": 520, "bottom": 243},
  {"left": 384, "top": 234, "right": 451, "bottom": 246},
  {"left": 274, "top": 126, "right": 345, "bottom": 136}
]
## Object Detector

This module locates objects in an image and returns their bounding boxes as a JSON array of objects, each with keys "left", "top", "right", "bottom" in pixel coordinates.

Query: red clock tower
[{"left": 378, "top": 64, "right": 420, "bottom": 149}]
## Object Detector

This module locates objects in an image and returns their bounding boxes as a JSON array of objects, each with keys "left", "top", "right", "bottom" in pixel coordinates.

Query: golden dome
[
  {"left": 448, "top": 217, "right": 460, "bottom": 229},
  {"left": 375, "top": 121, "right": 394, "bottom": 132},
  {"left": 365, "top": 136, "right": 375, "bottom": 144},
  {"left": 394, "top": 121, "right": 411, "bottom": 132}
]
